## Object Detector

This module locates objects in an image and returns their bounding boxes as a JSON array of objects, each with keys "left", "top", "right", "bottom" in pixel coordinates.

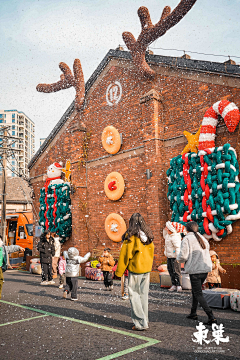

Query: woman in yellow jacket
[{"left": 115, "top": 213, "right": 154, "bottom": 331}]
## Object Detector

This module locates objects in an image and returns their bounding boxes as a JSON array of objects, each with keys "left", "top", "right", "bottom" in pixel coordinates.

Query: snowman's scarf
[{"left": 44, "top": 176, "right": 61, "bottom": 192}]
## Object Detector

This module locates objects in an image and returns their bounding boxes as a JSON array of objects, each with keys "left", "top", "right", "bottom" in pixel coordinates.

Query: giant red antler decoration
[
  {"left": 123, "top": 0, "right": 197, "bottom": 79},
  {"left": 36, "top": 59, "right": 85, "bottom": 112}
]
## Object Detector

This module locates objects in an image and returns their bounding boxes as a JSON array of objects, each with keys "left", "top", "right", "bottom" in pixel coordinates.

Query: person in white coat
[
  {"left": 51, "top": 232, "right": 61, "bottom": 279},
  {"left": 163, "top": 221, "right": 184, "bottom": 292},
  {"left": 177, "top": 221, "right": 217, "bottom": 326}
]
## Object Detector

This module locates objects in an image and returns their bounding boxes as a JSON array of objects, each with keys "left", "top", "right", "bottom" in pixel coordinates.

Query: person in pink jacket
[
  {"left": 206, "top": 250, "right": 226, "bottom": 289},
  {"left": 58, "top": 254, "right": 66, "bottom": 289}
]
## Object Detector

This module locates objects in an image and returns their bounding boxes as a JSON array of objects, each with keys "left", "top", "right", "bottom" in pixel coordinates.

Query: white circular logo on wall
[{"left": 106, "top": 81, "right": 122, "bottom": 106}]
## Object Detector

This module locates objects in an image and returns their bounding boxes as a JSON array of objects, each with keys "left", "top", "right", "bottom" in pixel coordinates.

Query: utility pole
[
  {"left": 0, "top": 125, "right": 21, "bottom": 244},
  {"left": 1, "top": 127, "right": 7, "bottom": 244}
]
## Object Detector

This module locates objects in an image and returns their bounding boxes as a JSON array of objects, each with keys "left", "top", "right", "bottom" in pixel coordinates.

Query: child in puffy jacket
[
  {"left": 206, "top": 250, "right": 226, "bottom": 289},
  {"left": 63, "top": 247, "right": 90, "bottom": 301},
  {"left": 98, "top": 248, "right": 115, "bottom": 291},
  {"left": 58, "top": 253, "right": 66, "bottom": 289}
]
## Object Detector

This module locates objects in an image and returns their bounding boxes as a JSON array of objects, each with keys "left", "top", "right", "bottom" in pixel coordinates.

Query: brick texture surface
[{"left": 30, "top": 60, "right": 240, "bottom": 272}]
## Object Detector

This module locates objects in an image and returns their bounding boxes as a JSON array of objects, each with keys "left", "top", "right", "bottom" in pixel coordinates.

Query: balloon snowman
[
  {"left": 47, "top": 162, "right": 64, "bottom": 185},
  {"left": 39, "top": 161, "right": 72, "bottom": 242}
]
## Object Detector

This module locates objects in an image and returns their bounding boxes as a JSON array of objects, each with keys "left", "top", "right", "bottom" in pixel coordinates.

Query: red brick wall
[{"left": 30, "top": 61, "right": 240, "bottom": 270}]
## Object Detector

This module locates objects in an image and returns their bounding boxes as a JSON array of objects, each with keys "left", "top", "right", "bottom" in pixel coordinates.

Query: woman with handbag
[
  {"left": 115, "top": 213, "right": 154, "bottom": 331},
  {"left": 98, "top": 248, "right": 115, "bottom": 291}
]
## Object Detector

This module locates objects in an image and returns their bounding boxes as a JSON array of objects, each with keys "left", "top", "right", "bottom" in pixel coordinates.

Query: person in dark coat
[{"left": 37, "top": 230, "right": 55, "bottom": 285}]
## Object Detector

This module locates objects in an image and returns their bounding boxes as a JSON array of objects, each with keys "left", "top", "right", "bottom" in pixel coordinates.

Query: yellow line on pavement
[
  {"left": 0, "top": 314, "right": 48, "bottom": 327},
  {"left": 0, "top": 300, "right": 160, "bottom": 360}
]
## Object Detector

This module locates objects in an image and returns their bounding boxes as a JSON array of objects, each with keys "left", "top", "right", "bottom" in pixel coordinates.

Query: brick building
[{"left": 28, "top": 49, "right": 240, "bottom": 284}]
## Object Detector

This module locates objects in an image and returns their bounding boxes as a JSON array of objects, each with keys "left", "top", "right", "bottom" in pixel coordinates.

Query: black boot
[
  {"left": 203, "top": 311, "right": 217, "bottom": 326},
  {"left": 203, "top": 318, "right": 217, "bottom": 326},
  {"left": 186, "top": 313, "right": 198, "bottom": 320}
]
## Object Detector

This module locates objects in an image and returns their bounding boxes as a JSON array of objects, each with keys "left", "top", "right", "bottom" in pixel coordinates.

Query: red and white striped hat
[
  {"left": 166, "top": 221, "right": 187, "bottom": 234},
  {"left": 53, "top": 162, "right": 63, "bottom": 169}
]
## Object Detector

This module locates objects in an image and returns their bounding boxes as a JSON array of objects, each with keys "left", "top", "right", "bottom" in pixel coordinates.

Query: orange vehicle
[{"left": 5, "top": 212, "right": 33, "bottom": 250}]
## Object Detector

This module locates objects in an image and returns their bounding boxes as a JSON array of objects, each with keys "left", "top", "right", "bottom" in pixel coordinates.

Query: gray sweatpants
[{"left": 128, "top": 271, "right": 150, "bottom": 330}]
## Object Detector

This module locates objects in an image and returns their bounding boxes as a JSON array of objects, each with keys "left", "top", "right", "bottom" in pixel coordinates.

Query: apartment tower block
[{"left": 0, "top": 110, "right": 35, "bottom": 177}]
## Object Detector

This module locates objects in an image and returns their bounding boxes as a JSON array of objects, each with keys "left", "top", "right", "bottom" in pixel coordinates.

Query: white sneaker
[
  {"left": 110, "top": 285, "right": 113, "bottom": 290},
  {"left": 122, "top": 294, "right": 129, "bottom": 300},
  {"left": 71, "top": 298, "right": 78, "bottom": 301},
  {"left": 177, "top": 286, "right": 183, "bottom": 292},
  {"left": 40, "top": 281, "right": 48, "bottom": 285},
  {"left": 63, "top": 291, "right": 68, "bottom": 299},
  {"left": 168, "top": 285, "right": 177, "bottom": 292},
  {"left": 48, "top": 280, "right": 55, "bottom": 285},
  {"left": 59, "top": 284, "right": 63, "bottom": 289}
]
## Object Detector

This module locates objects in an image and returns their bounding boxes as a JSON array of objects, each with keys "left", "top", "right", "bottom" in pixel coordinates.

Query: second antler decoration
[
  {"left": 36, "top": 59, "right": 85, "bottom": 113},
  {"left": 123, "top": 0, "right": 197, "bottom": 79}
]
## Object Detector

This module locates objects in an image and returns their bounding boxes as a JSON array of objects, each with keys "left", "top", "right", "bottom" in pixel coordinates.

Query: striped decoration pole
[{"left": 198, "top": 100, "right": 240, "bottom": 151}]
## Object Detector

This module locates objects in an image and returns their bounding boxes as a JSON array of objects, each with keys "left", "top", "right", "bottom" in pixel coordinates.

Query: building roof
[
  {"left": 28, "top": 49, "right": 240, "bottom": 170},
  {"left": 0, "top": 177, "right": 32, "bottom": 204},
  {"left": 2, "top": 109, "right": 35, "bottom": 124}
]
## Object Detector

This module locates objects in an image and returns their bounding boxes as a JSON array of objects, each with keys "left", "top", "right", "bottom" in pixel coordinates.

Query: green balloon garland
[
  {"left": 39, "top": 183, "right": 72, "bottom": 242},
  {"left": 167, "top": 144, "right": 240, "bottom": 241}
]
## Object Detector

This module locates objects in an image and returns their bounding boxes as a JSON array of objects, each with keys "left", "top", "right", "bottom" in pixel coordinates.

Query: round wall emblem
[
  {"left": 104, "top": 171, "right": 125, "bottom": 201},
  {"left": 106, "top": 81, "right": 122, "bottom": 106},
  {"left": 101, "top": 126, "right": 121, "bottom": 154},
  {"left": 105, "top": 213, "right": 127, "bottom": 242}
]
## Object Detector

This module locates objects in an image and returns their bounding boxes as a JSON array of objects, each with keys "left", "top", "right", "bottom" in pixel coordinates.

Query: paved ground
[{"left": 0, "top": 271, "right": 239, "bottom": 360}]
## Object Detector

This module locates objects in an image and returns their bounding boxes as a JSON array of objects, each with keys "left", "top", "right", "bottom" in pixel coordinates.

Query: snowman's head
[{"left": 47, "top": 162, "right": 63, "bottom": 178}]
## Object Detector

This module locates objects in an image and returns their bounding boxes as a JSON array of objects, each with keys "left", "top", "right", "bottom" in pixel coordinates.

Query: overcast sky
[{"left": 0, "top": 0, "right": 240, "bottom": 151}]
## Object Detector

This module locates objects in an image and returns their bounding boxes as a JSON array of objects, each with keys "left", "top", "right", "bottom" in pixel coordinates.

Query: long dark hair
[
  {"left": 186, "top": 222, "right": 206, "bottom": 249},
  {"left": 122, "top": 213, "right": 154, "bottom": 244},
  {"left": 40, "top": 230, "right": 51, "bottom": 242}
]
